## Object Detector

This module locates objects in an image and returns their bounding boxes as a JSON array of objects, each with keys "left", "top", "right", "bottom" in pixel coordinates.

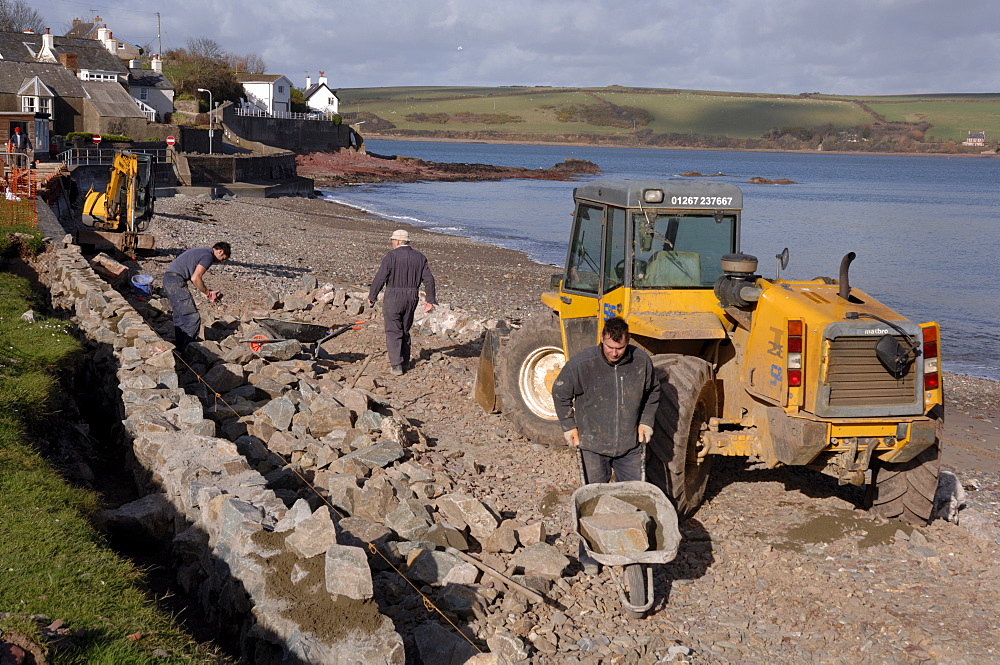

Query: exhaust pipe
[{"left": 838, "top": 252, "right": 856, "bottom": 301}]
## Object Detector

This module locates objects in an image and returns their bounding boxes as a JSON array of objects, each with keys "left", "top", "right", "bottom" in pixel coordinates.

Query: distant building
[
  {"left": 236, "top": 73, "right": 292, "bottom": 115},
  {"left": 127, "top": 56, "right": 173, "bottom": 122},
  {"left": 963, "top": 131, "right": 986, "bottom": 147},
  {"left": 303, "top": 72, "right": 339, "bottom": 114},
  {"left": 64, "top": 17, "right": 144, "bottom": 61}
]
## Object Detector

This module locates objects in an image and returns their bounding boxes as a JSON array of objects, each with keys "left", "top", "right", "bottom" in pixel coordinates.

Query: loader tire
[
  {"left": 646, "top": 355, "right": 717, "bottom": 520},
  {"left": 865, "top": 443, "right": 940, "bottom": 526},
  {"left": 496, "top": 313, "right": 566, "bottom": 447}
]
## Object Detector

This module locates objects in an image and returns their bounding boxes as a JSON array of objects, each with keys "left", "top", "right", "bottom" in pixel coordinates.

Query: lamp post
[{"left": 197, "top": 87, "right": 213, "bottom": 154}]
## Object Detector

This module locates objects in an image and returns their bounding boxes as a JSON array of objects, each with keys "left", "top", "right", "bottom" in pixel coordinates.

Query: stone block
[
  {"left": 517, "top": 521, "right": 546, "bottom": 547},
  {"left": 307, "top": 401, "right": 354, "bottom": 437},
  {"left": 407, "top": 549, "right": 478, "bottom": 586},
  {"left": 578, "top": 511, "right": 650, "bottom": 555},
  {"left": 258, "top": 339, "right": 301, "bottom": 361},
  {"left": 337, "top": 517, "right": 394, "bottom": 550},
  {"left": 398, "top": 461, "right": 436, "bottom": 484},
  {"left": 482, "top": 519, "right": 520, "bottom": 553},
  {"left": 355, "top": 409, "right": 384, "bottom": 433},
  {"left": 324, "top": 544, "right": 373, "bottom": 600},
  {"left": 274, "top": 498, "right": 314, "bottom": 533},
  {"left": 424, "top": 522, "right": 469, "bottom": 552},
  {"left": 509, "top": 542, "right": 570, "bottom": 580},
  {"left": 414, "top": 620, "right": 479, "bottom": 665},
  {"left": 204, "top": 363, "right": 246, "bottom": 393},
  {"left": 259, "top": 395, "right": 296, "bottom": 431},
  {"left": 339, "top": 441, "right": 405, "bottom": 470},
  {"left": 268, "top": 430, "right": 306, "bottom": 457},
  {"left": 437, "top": 492, "right": 499, "bottom": 540},
  {"left": 284, "top": 506, "right": 339, "bottom": 559},
  {"left": 384, "top": 498, "right": 434, "bottom": 541}
]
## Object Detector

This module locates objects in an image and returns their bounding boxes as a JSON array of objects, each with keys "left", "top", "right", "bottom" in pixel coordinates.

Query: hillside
[{"left": 337, "top": 86, "right": 1000, "bottom": 153}]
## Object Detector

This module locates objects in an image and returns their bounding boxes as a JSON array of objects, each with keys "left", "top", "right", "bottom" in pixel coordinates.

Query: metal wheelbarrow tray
[
  {"left": 243, "top": 318, "right": 363, "bottom": 358},
  {"left": 571, "top": 480, "right": 680, "bottom": 617}
]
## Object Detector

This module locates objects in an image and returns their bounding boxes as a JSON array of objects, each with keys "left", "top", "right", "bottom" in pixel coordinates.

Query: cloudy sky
[{"left": 33, "top": 0, "right": 1000, "bottom": 95}]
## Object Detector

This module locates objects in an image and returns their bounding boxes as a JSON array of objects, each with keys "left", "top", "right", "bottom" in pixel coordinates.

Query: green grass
[
  {"left": 339, "top": 85, "right": 1000, "bottom": 145},
  {"left": 0, "top": 265, "right": 227, "bottom": 664}
]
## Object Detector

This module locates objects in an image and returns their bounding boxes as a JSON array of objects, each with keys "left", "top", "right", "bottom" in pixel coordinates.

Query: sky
[{"left": 32, "top": 0, "right": 1000, "bottom": 95}]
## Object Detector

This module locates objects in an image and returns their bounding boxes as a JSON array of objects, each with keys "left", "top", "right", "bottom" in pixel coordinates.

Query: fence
[
  {"left": 1, "top": 152, "right": 30, "bottom": 169},
  {"left": 57, "top": 147, "right": 172, "bottom": 166},
  {"left": 234, "top": 106, "right": 339, "bottom": 121},
  {"left": 0, "top": 167, "right": 38, "bottom": 228}
]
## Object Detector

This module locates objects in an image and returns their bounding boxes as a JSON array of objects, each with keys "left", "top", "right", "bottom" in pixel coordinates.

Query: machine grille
[{"left": 826, "top": 336, "right": 917, "bottom": 406}]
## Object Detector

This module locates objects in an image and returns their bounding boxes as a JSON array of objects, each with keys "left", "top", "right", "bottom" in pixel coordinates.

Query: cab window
[
  {"left": 564, "top": 204, "right": 603, "bottom": 293},
  {"left": 633, "top": 213, "right": 736, "bottom": 288}
]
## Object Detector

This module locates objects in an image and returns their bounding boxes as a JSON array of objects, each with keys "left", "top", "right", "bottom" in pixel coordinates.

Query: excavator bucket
[{"left": 474, "top": 327, "right": 510, "bottom": 413}]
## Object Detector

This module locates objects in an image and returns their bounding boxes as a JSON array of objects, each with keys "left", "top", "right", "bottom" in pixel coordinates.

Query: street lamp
[{"left": 196, "top": 88, "right": 213, "bottom": 154}]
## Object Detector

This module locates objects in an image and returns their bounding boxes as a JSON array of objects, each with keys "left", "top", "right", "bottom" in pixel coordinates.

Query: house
[
  {"left": 65, "top": 16, "right": 144, "bottom": 61},
  {"left": 127, "top": 56, "right": 174, "bottom": 122},
  {"left": 0, "top": 29, "right": 147, "bottom": 137},
  {"left": 236, "top": 73, "right": 292, "bottom": 115},
  {"left": 963, "top": 131, "right": 986, "bottom": 147},
  {"left": 303, "top": 72, "right": 339, "bottom": 114}
]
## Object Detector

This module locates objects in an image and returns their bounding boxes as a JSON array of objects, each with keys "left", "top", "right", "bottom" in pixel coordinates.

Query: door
[
  {"left": 599, "top": 205, "right": 628, "bottom": 327},
  {"left": 560, "top": 202, "right": 604, "bottom": 358},
  {"left": 34, "top": 118, "right": 49, "bottom": 159}
]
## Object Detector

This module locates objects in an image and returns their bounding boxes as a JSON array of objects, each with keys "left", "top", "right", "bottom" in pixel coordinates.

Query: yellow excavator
[{"left": 79, "top": 151, "right": 155, "bottom": 256}]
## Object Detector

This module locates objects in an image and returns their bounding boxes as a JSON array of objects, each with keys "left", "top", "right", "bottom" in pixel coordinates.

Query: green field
[{"left": 338, "top": 86, "right": 1000, "bottom": 145}]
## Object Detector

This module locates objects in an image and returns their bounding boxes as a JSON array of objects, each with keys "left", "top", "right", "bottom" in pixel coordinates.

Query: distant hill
[{"left": 336, "top": 86, "right": 1000, "bottom": 154}]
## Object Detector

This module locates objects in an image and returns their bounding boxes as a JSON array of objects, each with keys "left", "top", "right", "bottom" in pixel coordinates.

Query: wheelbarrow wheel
[{"left": 625, "top": 563, "right": 647, "bottom": 618}]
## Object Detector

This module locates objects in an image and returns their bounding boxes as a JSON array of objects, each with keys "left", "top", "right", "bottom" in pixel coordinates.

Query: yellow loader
[
  {"left": 79, "top": 151, "right": 156, "bottom": 256},
  {"left": 476, "top": 179, "right": 942, "bottom": 525}
]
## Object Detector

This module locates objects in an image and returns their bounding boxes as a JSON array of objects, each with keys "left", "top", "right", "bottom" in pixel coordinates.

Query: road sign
[
  {"left": 92, "top": 134, "right": 102, "bottom": 144},
  {"left": 166, "top": 136, "right": 176, "bottom": 146}
]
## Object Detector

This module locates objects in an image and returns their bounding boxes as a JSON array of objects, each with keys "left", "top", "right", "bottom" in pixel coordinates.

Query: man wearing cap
[
  {"left": 368, "top": 229, "right": 437, "bottom": 375},
  {"left": 8, "top": 126, "right": 32, "bottom": 162}
]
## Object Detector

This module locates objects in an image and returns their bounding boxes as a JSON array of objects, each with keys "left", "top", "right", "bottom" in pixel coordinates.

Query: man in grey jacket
[
  {"left": 368, "top": 229, "right": 437, "bottom": 375},
  {"left": 552, "top": 316, "right": 660, "bottom": 483}
]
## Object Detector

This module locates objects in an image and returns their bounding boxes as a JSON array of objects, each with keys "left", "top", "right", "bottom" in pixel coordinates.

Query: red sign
[
  {"left": 92, "top": 134, "right": 102, "bottom": 144},
  {"left": 166, "top": 136, "right": 176, "bottom": 146}
]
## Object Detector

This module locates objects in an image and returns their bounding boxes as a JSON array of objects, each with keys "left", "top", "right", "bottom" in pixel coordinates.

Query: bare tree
[
  {"left": 186, "top": 36, "right": 225, "bottom": 61},
  {"left": 225, "top": 52, "right": 267, "bottom": 74},
  {"left": 0, "top": 0, "right": 44, "bottom": 33}
]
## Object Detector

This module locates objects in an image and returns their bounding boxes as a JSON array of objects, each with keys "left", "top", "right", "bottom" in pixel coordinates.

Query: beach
[{"left": 118, "top": 192, "right": 1000, "bottom": 662}]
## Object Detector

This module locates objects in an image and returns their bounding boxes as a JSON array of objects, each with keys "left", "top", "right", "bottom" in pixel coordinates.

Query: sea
[{"left": 320, "top": 140, "right": 1000, "bottom": 381}]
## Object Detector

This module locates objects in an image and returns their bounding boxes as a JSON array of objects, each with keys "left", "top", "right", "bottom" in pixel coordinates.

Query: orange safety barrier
[{"left": 0, "top": 167, "right": 38, "bottom": 228}]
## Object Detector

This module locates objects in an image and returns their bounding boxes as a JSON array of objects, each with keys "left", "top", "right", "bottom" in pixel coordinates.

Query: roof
[
  {"left": 128, "top": 68, "right": 173, "bottom": 90},
  {"left": 0, "top": 31, "right": 128, "bottom": 74},
  {"left": 17, "top": 76, "right": 54, "bottom": 97},
  {"left": 64, "top": 19, "right": 101, "bottom": 39},
  {"left": 0, "top": 61, "right": 85, "bottom": 97},
  {"left": 235, "top": 73, "right": 288, "bottom": 84},
  {"left": 81, "top": 80, "right": 146, "bottom": 119},
  {"left": 303, "top": 82, "right": 339, "bottom": 99}
]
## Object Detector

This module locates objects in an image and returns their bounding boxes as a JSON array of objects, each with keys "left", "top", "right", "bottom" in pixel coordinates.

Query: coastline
[{"left": 360, "top": 133, "right": 1000, "bottom": 158}]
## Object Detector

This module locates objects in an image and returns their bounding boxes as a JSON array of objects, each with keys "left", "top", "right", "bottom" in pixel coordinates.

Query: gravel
[{"left": 123, "top": 194, "right": 1000, "bottom": 664}]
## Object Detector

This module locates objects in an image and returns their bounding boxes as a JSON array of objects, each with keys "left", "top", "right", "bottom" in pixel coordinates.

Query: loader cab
[{"left": 556, "top": 179, "right": 743, "bottom": 357}]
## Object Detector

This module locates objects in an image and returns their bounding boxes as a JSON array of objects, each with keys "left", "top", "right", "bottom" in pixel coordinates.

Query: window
[
  {"left": 603, "top": 206, "right": 627, "bottom": 293},
  {"left": 632, "top": 212, "right": 736, "bottom": 288},
  {"left": 564, "top": 204, "right": 604, "bottom": 294},
  {"left": 117, "top": 42, "right": 125, "bottom": 50},
  {"left": 139, "top": 87, "right": 148, "bottom": 100},
  {"left": 277, "top": 85, "right": 284, "bottom": 93},
  {"left": 21, "top": 96, "right": 36, "bottom": 113}
]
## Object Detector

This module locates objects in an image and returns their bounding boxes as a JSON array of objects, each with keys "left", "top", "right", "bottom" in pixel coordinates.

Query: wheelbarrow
[
  {"left": 243, "top": 318, "right": 364, "bottom": 359},
  {"left": 571, "top": 448, "right": 680, "bottom": 618}
]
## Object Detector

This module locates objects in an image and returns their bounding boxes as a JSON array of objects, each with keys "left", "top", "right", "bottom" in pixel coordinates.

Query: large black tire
[
  {"left": 496, "top": 313, "right": 566, "bottom": 447},
  {"left": 865, "top": 443, "right": 940, "bottom": 526},
  {"left": 646, "top": 355, "right": 717, "bottom": 520},
  {"left": 625, "top": 563, "right": 647, "bottom": 619}
]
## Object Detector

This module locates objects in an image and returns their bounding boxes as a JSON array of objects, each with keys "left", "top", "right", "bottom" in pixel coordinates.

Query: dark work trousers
[
  {"left": 163, "top": 272, "right": 200, "bottom": 353},
  {"left": 580, "top": 444, "right": 644, "bottom": 483},
  {"left": 382, "top": 287, "right": 419, "bottom": 368}
]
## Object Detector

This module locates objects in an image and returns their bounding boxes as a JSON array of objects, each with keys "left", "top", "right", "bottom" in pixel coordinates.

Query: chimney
[
  {"left": 59, "top": 52, "right": 78, "bottom": 73},
  {"left": 305, "top": 75, "right": 312, "bottom": 88},
  {"left": 42, "top": 27, "right": 54, "bottom": 52},
  {"left": 97, "top": 25, "right": 109, "bottom": 42},
  {"left": 129, "top": 59, "right": 140, "bottom": 68},
  {"left": 151, "top": 55, "right": 162, "bottom": 72},
  {"left": 318, "top": 71, "right": 328, "bottom": 87}
]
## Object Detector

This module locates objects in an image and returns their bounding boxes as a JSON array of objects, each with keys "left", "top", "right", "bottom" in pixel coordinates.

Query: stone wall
[
  {"left": 33, "top": 237, "right": 405, "bottom": 664},
  {"left": 221, "top": 105, "right": 353, "bottom": 153}
]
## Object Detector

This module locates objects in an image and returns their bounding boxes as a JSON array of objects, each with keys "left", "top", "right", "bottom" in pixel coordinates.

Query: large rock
[
  {"left": 406, "top": 549, "right": 478, "bottom": 586},
  {"left": 437, "top": 492, "right": 499, "bottom": 540},
  {"left": 414, "top": 621, "right": 479, "bottom": 665},
  {"left": 384, "top": 499, "right": 434, "bottom": 540},
  {"left": 324, "top": 544, "right": 374, "bottom": 600},
  {"left": 508, "top": 542, "right": 570, "bottom": 580},
  {"left": 578, "top": 511, "right": 650, "bottom": 555},
  {"left": 285, "top": 506, "right": 339, "bottom": 559},
  {"left": 203, "top": 362, "right": 246, "bottom": 392}
]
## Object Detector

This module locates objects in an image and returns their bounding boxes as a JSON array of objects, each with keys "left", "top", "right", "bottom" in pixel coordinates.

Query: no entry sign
[
  {"left": 166, "top": 136, "right": 176, "bottom": 146},
  {"left": 92, "top": 134, "right": 102, "bottom": 144}
]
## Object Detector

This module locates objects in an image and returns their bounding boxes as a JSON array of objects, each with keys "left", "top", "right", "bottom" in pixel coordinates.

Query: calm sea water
[{"left": 321, "top": 140, "right": 1000, "bottom": 381}]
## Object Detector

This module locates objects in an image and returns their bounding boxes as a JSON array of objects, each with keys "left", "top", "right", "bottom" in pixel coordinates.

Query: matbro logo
[{"left": 863, "top": 328, "right": 891, "bottom": 335}]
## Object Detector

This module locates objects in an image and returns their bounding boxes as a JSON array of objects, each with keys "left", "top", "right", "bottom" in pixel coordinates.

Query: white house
[
  {"left": 127, "top": 56, "right": 174, "bottom": 122},
  {"left": 303, "top": 72, "right": 339, "bottom": 114},
  {"left": 236, "top": 73, "right": 292, "bottom": 115}
]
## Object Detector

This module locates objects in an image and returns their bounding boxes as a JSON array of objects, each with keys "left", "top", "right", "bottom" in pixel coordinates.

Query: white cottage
[
  {"left": 236, "top": 73, "right": 292, "bottom": 115},
  {"left": 303, "top": 72, "right": 339, "bottom": 114}
]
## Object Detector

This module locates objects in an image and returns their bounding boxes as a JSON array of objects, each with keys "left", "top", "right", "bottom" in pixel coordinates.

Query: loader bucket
[{"left": 474, "top": 327, "right": 510, "bottom": 413}]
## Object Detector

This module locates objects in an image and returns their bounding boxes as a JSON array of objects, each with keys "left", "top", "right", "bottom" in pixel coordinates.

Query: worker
[
  {"left": 162, "top": 242, "right": 231, "bottom": 353},
  {"left": 367, "top": 229, "right": 437, "bottom": 375},
  {"left": 552, "top": 316, "right": 660, "bottom": 484},
  {"left": 9, "top": 126, "right": 32, "bottom": 163}
]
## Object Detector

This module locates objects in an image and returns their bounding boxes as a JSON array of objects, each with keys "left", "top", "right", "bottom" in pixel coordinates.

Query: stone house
[
  {"left": 64, "top": 16, "right": 144, "bottom": 61},
  {"left": 236, "top": 73, "right": 292, "bottom": 115},
  {"left": 0, "top": 29, "right": 147, "bottom": 137},
  {"left": 128, "top": 56, "right": 174, "bottom": 122},
  {"left": 303, "top": 72, "right": 340, "bottom": 114}
]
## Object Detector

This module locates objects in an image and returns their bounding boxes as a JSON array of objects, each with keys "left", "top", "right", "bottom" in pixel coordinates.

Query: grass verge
[{"left": 0, "top": 245, "right": 228, "bottom": 664}]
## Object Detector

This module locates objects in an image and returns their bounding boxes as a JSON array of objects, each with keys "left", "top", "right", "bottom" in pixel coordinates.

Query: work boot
[{"left": 390, "top": 365, "right": 404, "bottom": 376}]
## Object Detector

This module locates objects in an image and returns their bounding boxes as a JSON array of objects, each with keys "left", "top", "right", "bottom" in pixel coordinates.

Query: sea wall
[{"left": 32, "top": 225, "right": 404, "bottom": 663}]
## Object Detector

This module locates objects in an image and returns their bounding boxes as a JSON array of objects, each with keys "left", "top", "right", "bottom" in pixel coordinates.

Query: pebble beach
[{"left": 122, "top": 192, "right": 999, "bottom": 664}]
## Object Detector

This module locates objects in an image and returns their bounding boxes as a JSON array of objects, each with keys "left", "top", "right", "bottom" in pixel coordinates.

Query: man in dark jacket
[
  {"left": 368, "top": 229, "right": 437, "bottom": 375},
  {"left": 552, "top": 316, "right": 660, "bottom": 483},
  {"left": 163, "top": 242, "right": 230, "bottom": 353}
]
